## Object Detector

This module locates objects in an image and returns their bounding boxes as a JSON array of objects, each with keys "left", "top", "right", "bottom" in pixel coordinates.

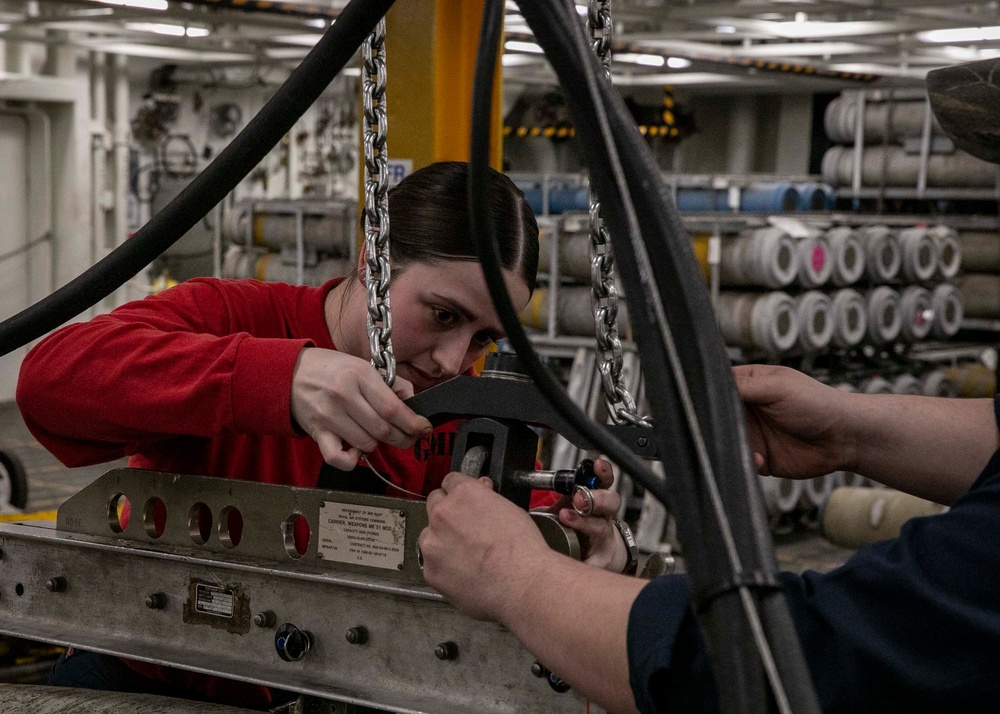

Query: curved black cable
[
  {"left": 511, "top": 2, "right": 820, "bottom": 712},
  {"left": 467, "top": 0, "right": 667, "bottom": 507},
  {"left": 0, "top": 0, "right": 395, "bottom": 358}
]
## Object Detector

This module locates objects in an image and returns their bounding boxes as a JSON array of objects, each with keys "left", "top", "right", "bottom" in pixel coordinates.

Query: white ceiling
[{"left": 4, "top": 0, "right": 1000, "bottom": 92}]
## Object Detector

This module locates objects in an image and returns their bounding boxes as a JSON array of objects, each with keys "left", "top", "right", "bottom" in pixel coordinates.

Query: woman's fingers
[
  {"left": 359, "top": 375, "right": 433, "bottom": 440},
  {"left": 314, "top": 431, "right": 362, "bottom": 470}
]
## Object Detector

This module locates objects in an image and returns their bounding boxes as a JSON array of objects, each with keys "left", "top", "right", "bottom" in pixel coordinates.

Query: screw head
[
  {"left": 434, "top": 641, "right": 458, "bottom": 661},
  {"left": 144, "top": 592, "right": 166, "bottom": 609},
  {"left": 45, "top": 577, "right": 66, "bottom": 593},
  {"left": 253, "top": 611, "right": 276, "bottom": 628},
  {"left": 530, "top": 661, "right": 548, "bottom": 678},
  {"left": 345, "top": 626, "right": 368, "bottom": 645},
  {"left": 637, "top": 436, "right": 649, "bottom": 448}
]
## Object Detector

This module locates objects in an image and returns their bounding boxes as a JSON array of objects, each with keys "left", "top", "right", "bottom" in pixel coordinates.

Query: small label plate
[
  {"left": 195, "top": 583, "right": 235, "bottom": 618},
  {"left": 318, "top": 502, "right": 407, "bottom": 571}
]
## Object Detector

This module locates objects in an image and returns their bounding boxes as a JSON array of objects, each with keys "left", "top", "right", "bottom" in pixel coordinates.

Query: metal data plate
[{"left": 0, "top": 469, "right": 587, "bottom": 713}]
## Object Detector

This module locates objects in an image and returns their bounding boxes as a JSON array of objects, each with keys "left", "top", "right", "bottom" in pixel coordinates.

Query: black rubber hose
[
  {"left": 0, "top": 0, "right": 395, "bottom": 358},
  {"left": 515, "top": 2, "right": 820, "bottom": 712},
  {"left": 467, "top": 0, "right": 667, "bottom": 507}
]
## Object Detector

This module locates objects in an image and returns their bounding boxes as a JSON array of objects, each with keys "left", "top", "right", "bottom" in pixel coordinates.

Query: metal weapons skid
[{"left": 0, "top": 369, "right": 658, "bottom": 713}]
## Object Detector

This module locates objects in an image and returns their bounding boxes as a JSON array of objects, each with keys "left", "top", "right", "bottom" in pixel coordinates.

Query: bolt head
[
  {"left": 637, "top": 436, "right": 649, "bottom": 448},
  {"left": 434, "top": 641, "right": 457, "bottom": 660}
]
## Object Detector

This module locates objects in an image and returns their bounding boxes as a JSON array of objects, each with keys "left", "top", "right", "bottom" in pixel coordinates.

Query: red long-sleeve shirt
[{"left": 16, "top": 277, "right": 552, "bottom": 708}]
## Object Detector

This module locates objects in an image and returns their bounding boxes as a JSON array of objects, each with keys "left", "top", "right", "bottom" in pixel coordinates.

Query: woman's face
[{"left": 385, "top": 259, "right": 531, "bottom": 393}]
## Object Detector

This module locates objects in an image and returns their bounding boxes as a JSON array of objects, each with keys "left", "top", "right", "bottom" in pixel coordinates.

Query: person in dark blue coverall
[{"left": 419, "top": 364, "right": 1000, "bottom": 713}]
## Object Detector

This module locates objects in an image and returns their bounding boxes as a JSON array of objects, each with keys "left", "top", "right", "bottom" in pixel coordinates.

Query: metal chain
[
  {"left": 362, "top": 17, "right": 395, "bottom": 387},
  {"left": 587, "top": 0, "right": 650, "bottom": 427}
]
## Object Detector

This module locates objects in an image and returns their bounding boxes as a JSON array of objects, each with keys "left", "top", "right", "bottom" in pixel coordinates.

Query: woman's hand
[
  {"left": 735, "top": 364, "right": 854, "bottom": 480},
  {"left": 544, "top": 459, "right": 628, "bottom": 573},
  {"left": 291, "top": 347, "right": 433, "bottom": 470}
]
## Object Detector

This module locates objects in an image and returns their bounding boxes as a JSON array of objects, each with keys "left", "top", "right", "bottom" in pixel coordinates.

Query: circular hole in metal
[
  {"left": 218, "top": 506, "right": 244, "bottom": 549},
  {"left": 143, "top": 497, "right": 167, "bottom": 539},
  {"left": 108, "top": 493, "right": 130, "bottom": 534},
  {"left": 283, "top": 514, "right": 310, "bottom": 559},
  {"left": 188, "top": 503, "right": 213, "bottom": 545},
  {"left": 15, "top": 583, "right": 24, "bottom": 597}
]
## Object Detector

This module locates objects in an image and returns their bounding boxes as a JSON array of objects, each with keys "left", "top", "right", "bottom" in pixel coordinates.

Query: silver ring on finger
[
  {"left": 573, "top": 485, "right": 596, "bottom": 517},
  {"left": 416, "top": 543, "right": 425, "bottom": 570}
]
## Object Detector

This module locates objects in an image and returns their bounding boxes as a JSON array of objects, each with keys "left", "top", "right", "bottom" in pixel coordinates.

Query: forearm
[
  {"left": 846, "top": 395, "right": 999, "bottom": 504},
  {"left": 500, "top": 552, "right": 646, "bottom": 713}
]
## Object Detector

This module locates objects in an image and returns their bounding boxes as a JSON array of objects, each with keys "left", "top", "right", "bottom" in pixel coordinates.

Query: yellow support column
[{"left": 385, "top": 0, "right": 503, "bottom": 170}]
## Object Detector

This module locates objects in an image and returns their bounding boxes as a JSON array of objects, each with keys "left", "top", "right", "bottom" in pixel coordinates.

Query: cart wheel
[{"left": 0, "top": 450, "right": 28, "bottom": 510}]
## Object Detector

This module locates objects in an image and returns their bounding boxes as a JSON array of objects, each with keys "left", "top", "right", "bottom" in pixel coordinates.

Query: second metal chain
[
  {"left": 362, "top": 17, "right": 395, "bottom": 387},
  {"left": 587, "top": 0, "right": 650, "bottom": 427}
]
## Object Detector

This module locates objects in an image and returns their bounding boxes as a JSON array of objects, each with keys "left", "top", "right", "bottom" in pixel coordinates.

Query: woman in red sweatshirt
[{"left": 16, "top": 161, "right": 626, "bottom": 709}]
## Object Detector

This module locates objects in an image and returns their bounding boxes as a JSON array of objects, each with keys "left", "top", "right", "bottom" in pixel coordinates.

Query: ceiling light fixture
[
  {"left": 504, "top": 40, "right": 544, "bottom": 54},
  {"left": 918, "top": 26, "right": 1000, "bottom": 43},
  {"left": 616, "top": 53, "right": 666, "bottom": 67},
  {"left": 125, "top": 21, "right": 209, "bottom": 37},
  {"left": 716, "top": 25, "right": 737, "bottom": 34},
  {"left": 96, "top": 0, "right": 168, "bottom": 10}
]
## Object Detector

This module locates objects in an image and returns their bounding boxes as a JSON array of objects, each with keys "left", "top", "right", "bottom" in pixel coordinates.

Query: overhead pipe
[
  {"left": 857, "top": 225, "right": 901, "bottom": 283},
  {"left": 865, "top": 286, "right": 902, "bottom": 346},
  {"left": 717, "top": 228, "right": 801, "bottom": 289},
  {"left": 796, "top": 233, "right": 832, "bottom": 288},
  {"left": 957, "top": 231, "right": 1000, "bottom": 272},
  {"left": 830, "top": 288, "right": 868, "bottom": 348},
  {"left": 955, "top": 273, "right": 1000, "bottom": 318},
  {"left": 716, "top": 291, "right": 800, "bottom": 354},
  {"left": 824, "top": 95, "right": 944, "bottom": 144},
  {"left": 825, "top": 227, "right": 864, "bottom": 287},
  {"left": 897, "top": 227, "right": 939, "bottom": 283},
  {"left": 930, "top": 283, "right": 964, "bottom": 338},
  {"left": 795, "top": 291, "right": 834, "bottom": 353},
  {"left": 899, "top": 285, "right": 934, "bottom": 342},
  {"left": 89, "top": 50, "right": 108, "bottom": 270},
  {"left": 821, "top": 145, "right": 999, "bottom": 188},
  {"left": 112, "top": 53, "right": 130, "bottom": 308}
]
